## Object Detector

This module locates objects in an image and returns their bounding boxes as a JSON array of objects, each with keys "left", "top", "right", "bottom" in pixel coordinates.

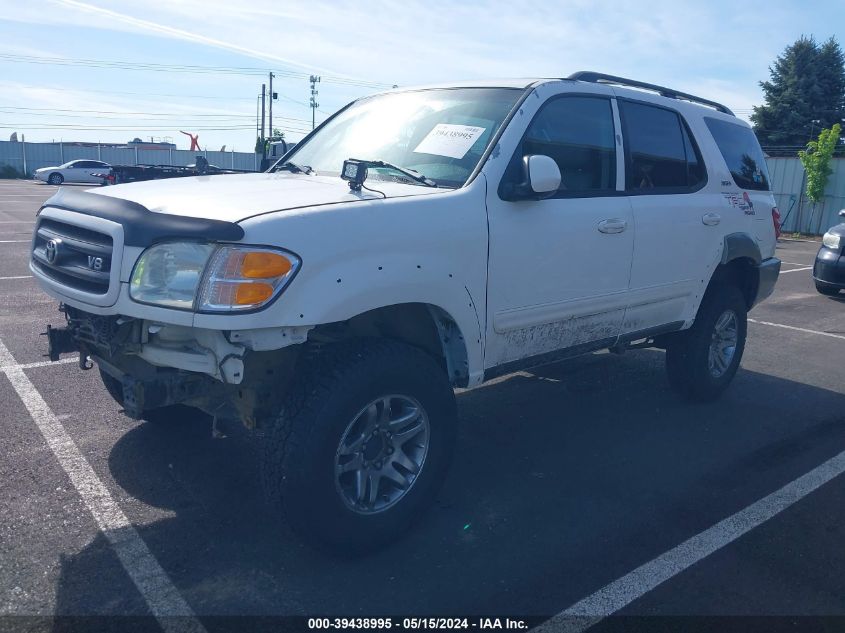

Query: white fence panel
[{"left": 0, "top": 140, "right": 259, "bottom": 175}]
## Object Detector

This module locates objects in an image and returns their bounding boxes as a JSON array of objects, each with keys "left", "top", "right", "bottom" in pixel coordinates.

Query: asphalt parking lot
[{"left": 2, "top": 178, "right": 845, "bottom": 631}]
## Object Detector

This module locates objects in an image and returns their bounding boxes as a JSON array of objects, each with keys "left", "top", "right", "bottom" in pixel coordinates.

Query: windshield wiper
[
  {"left": 351, "top": 159, "right": 437, "bottom": 187},
  {"left": 274, "top": 161, "right": 312, "bottom": 175}
]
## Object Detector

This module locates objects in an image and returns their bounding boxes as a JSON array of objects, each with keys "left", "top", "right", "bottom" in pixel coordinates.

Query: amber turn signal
[
  {"left": 234, "top": 282, "right": 275, "bottom": 305},
  {"left": 241, "top": 252, "right": 292, "bottom": 278}
]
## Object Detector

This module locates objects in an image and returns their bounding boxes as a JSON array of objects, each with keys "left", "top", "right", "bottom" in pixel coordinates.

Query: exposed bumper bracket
[
  {"left": 43, "top": 323, "right": 79, "bottom": 361},
  {"left": 96, "top": 355, "right": 217, "bottom": 420}
]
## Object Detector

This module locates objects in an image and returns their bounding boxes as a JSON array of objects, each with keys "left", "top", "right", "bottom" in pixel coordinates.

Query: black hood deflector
[{"left": 40, "top": 188, "right": 245, "bottom": 247}]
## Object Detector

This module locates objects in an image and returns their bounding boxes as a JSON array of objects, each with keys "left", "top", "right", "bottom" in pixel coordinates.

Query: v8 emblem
[{"left": 87, "top": 255, "right": 104, "bottom": 271}]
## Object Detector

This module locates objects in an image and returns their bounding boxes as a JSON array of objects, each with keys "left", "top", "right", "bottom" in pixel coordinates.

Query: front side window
[
  {"left": 620, "top": 101, "right": 705, "bottom": 191},
  {"left": 280, "top": 88, "right": 523, "bottom": 189},
  {"left": 511, "top": 96, "right": 617, "bottom": 196},
  {"left": 704, "top": 117, "right": 770, "bottom": 191}
]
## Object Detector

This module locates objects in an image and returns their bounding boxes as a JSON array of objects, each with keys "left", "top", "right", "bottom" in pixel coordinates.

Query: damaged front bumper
[{"left": 45, "top": 304, "right": 307, "bottom": 421}]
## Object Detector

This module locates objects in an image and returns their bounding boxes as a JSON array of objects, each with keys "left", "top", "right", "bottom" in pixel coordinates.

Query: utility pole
[
  {"left": 260, "top": 82, "right": 266, "bottom": 160},
  {"left": 310, "top": 75, "right": 321, "bottom": 130},
  {"left": 269, "top": 72, "right": 275, "bottom": 141}
]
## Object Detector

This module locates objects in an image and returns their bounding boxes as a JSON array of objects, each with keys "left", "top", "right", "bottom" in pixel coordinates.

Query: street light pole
[
  {"left": 309, "top": 75, "right": 320, "bottom": 130},
  {"left": 269, "top": 72, "right": 275, "bottom": 141},
  {"left": 260, "top": 83, "right": 266, "bottom": 160}
]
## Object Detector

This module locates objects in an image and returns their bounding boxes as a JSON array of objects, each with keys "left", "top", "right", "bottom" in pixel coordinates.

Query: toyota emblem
[{"left": 45, "top": 238, "right": 62, "bottom": 264}]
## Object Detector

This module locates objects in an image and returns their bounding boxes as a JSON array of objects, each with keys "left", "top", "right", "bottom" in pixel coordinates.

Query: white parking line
[
  {"left": 543, "top": 449, "right": 845, "bottom": 632},
  {"left": 0, "top": 338, "right": 206, "bottom": 633},
  {"left": 0, "top": 356, "right": 78, "bottom": 371},
  {"left": 0, "top": 275, "right": 32, "bottom": 280},
  {"left": 0, "top": 221, "right": 36, "bottom": 223},
  {"left": 0, "top": 240, "right": 29, "bottom": 243},
  {"left": 749, "top": 319, "right": 845, "bottom": 340},
  {"left": 779, "top": 266, "right": 813, "bottom": 274}
]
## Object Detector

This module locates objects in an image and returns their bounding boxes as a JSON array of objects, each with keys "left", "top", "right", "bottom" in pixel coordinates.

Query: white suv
[{"left": 31, "top": 72, "right": 781, "bottom": 552}]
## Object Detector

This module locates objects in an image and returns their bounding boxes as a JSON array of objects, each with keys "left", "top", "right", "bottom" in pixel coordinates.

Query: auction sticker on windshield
[{"left": 413, "top": 124, "right": 487, "bottom": 159}]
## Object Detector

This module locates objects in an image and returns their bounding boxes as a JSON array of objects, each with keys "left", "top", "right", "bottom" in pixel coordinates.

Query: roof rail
[{"left": 566, "top": 71, "right": 735, "bottom": 116}]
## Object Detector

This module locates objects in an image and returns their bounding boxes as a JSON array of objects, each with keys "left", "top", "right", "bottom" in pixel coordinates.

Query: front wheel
[
  {"left": 666, "top": 284, "right": 748, "bottom": 402},
  {"left": 261, "top": 339, "right": 457, "bottom": 554},
  {"left": 47, "top": 172, "right": 64, "bottom": 185}
]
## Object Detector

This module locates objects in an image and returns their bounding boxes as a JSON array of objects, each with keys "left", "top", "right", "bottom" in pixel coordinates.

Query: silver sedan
[{"left": 33, "top": 160, "right": 111, "bottom": 185}]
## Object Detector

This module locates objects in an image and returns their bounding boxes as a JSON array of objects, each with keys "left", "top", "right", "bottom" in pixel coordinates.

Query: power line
[
  {"left": 0, "top": 105, "right": 252, "bottom": 117},
  {"left": 0, "top": 124, "right": 312, "bottom": 133},
  {"left": 0, "top": 83, "right": 258, "bottom": 102},
  {"left": 0, "top": 106, "right": 312, "bottom": 124},
  {"left": 0, "top": 110, "right": 254, "bottom": 122},
  {"left": 0, "top": 123, "right": 256, "bottom": 130},
  {"left": 6, "top": 85, "right": 256, "bottom": 101},
  {"left": 0, "top": 53, "right": 394, "bottom": 89}
]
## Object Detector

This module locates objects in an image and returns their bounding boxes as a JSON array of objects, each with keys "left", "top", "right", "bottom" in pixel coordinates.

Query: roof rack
[{"left": 566, "top": 71, "right": 735, "bottom": 116}]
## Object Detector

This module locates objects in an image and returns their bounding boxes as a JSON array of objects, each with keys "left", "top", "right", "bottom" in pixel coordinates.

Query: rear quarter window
[{"left": 704, "top": 118, "right": 770, "bottom": 191}]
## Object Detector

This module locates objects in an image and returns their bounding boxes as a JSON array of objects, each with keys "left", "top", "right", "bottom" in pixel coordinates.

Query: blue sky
[{"left": 0, "top": 0, "right": 842, "bottom": 152}]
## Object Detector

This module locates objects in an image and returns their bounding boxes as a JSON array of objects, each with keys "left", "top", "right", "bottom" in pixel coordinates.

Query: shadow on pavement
[{"left": 49, "top": 348, "right": 845, "bottom": 626}]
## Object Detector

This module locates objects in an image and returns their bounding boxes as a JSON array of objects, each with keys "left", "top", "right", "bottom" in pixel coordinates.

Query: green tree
[
  {"left": 817, "top": 38, "right": 845, "bottom": 136},
  {"left": 799, "top": 123, "right": 841, "bottom": 203},
  {"left": 751, "top": 36, "right": 845, "bottom": 146}
]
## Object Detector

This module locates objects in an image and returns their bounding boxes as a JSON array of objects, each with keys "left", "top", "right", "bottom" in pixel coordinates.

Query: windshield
[{"left": 281, "top": 88, "right": 523, "bottom": 188}]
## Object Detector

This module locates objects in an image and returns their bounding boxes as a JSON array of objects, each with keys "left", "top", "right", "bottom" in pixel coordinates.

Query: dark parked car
[{"left": 814, "top": 209, "right": 845, "bottom": 296}]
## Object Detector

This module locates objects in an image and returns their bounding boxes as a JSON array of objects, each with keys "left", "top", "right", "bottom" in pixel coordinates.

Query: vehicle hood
[{"left": 87, "top": 172, "right": 446, "bottom": 223}]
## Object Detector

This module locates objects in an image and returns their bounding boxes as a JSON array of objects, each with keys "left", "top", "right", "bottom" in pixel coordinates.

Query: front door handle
[
  {"left": 702, "top": 212, "right": 721, "bottom": 226},
  {"left": 598, "top": 219, "right": 628, "bottom": 234}
]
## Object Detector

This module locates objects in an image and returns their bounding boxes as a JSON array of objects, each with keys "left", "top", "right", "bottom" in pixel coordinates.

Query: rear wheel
[
  {"left": 98, "top": 369, "right": 187, "bottom": 424},
  {"left": 815, "top": 281, "right": 841, "bottom": 296},
  {"left": 666, "top": 284, "right": 747, "bottom": 402},
  {"left": 261, "top": 339, "right": 457, "bottom": 554},
  {"left": 47, "top": 172, "right": 63, "bottom": 185}
]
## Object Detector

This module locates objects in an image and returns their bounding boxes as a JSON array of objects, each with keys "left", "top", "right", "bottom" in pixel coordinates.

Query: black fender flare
[{"left": 720, "top": 232, "right": 761, "bottom": 266}]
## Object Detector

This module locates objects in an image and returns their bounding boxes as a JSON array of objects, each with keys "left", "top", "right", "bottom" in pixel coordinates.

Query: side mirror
[
  {"left": 524, "top": 155, "right": 561, "bottom": 195},
  {"left": 498, "top": 154, "right": 562, "bottom": 201},
  {"left": 838, "top": 209, "right": 845, "bottom": 218}
]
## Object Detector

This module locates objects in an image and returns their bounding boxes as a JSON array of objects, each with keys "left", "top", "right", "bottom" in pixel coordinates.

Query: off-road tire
[
  {"left": 98, "top": 368, "right": 187, "bottom": 424},
  {"left": 815, "top": 281, "right": 841, "bottom": 296},
  {"left": 47, "top": 173, "right": 64, "bottom": 185},
  {"left": 261, "top": 339, "right": 457, "bottom": 554},
  {"left": 665, "top": 284, "right": 747, "bottom": 402}
]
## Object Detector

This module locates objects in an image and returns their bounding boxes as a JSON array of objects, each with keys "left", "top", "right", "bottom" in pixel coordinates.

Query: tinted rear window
[
  {"left": 619, "top": 100, "right": 705, "bottom": 192},
  {"left": 704, "top": 118, "right": 770, "bottom": 191}
]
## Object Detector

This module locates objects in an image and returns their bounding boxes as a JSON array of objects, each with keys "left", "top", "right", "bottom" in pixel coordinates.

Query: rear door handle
[
  {"left": 702, "top": 212, "right": 721, "bottom": 226},
  {"left": 597, "top": 219, "right": 628, "bottom": 234}
]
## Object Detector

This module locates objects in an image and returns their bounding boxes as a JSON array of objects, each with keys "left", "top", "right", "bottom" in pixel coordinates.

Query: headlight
[
  {"left": 197, "top": 245, "right": 300, "bottom": 312},
  {"left": 823, "top": 231, "right": 841, "bottom": 250},
  {"left": 130, "top": 242, "right": 216, "bottom": 309},
  {"left": 129, "top": 242, "right": 300, "bottom": 312}
]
